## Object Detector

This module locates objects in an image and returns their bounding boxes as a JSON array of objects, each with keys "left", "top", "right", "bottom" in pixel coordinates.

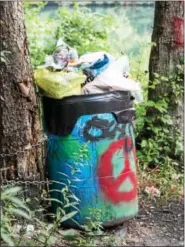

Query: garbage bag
[
  {"left": 70, "top": 51, "right": 115, "bottom": 77},
  {"left": 82, "top": 55, "right": 143, "bottom": 103},
  {"left": 53, "top": 38, "right": 78, "bottom": 69},
  {"left": 108, "top": 55, "right": 130, "bottom": 74},
  {"left": 34, "top": 68, "right": 86, "bottom": 99},
  {"left": 38, "top": 38, "right": 78, "bottom": 70}
]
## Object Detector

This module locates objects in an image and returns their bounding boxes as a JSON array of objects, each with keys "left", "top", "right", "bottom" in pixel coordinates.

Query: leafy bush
[
  {"left": 1, "top": 186, "right": 31, "bottom": 246},
  {"left": 24, "top": 2, "right": 57, "bottom": 67},
  {"left": 24, "top": 2, "right": 115, "bottom": 67},
  {"left": 136, "top": 63, "right": 184, "bottom": 169},
  {"left": 56, "top": 3, "right": 115, "bottom": 55}
]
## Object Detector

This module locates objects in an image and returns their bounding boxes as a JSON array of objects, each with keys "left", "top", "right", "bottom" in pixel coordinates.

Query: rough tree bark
[
  {"left": 0, "top": 1, "right": 44, "bottom": 181},
  {"left": 137, "top": 1, "right": 184, "bottom": 166},
  {"left": 148, "top": 1, "right": 184, "bottom": 132}
]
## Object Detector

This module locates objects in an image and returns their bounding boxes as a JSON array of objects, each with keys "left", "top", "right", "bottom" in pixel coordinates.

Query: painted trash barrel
[{"left": 43, "top": 91, "right": 138, "bottom": 227}]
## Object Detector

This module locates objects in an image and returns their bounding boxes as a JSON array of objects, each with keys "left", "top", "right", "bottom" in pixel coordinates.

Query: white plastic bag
[
  {"left": 82, "top": 55, "right": 143, "bottom": 103},
  {"left": 79, "top": 51, "right": 115, "bottom": 64},
  {"left": 104, "top": 55, "right": 130, "bottom": 74}
]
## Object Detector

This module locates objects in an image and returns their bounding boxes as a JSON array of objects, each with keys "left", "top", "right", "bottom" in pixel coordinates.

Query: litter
[
  {"left": 35, "top": 38, "right": 143, "bottom": 102},
  {"left": 38, "top": 38, "right": 78, "bottom": 70},
  {"left": 82, "top": 55, "right": 143, "bottom": 104},
  {"left": 26, "top": 224, "right": 34, "bottom": 238},
  {"left": 34, "top": 68, "right": 86, "bottom": 99},
  {"left": 144, "top": 186, "right": 161, "bottom": 197},
  {"left": 70, "top": 51, "right": 115, "bottom": 78}
]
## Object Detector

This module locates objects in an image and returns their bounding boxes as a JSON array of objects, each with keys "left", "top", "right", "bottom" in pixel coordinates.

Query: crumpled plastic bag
[
  {"left": 69, "top": 51, "right": 115, "bottom": 78},
  {"left": 38, "top": 38, "right": 78, "bottom": 70},
  {"left": 34, "top": 68, "right": 86, "bottom": 99},
  {"left": 144, "top": 186, "right": 161, "bottom": 197},
  {"left": 53, "top": 38, "right": 78, "bottom": 68},
  {"left": 82, "top": 55, "right": 143, "bottom": 104},
  {"left": 106, "top": 55, "right": 130, "bottom": 74}
]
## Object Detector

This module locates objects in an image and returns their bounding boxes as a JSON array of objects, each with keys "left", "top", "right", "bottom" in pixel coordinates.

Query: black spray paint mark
[{"left": 83, "top": 116, "right": 133, "bottom": 142}]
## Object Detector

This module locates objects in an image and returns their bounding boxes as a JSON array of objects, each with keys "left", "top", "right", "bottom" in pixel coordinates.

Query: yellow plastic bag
[{"left": 34, "top": 68, "right": 86, "bottom": 99}]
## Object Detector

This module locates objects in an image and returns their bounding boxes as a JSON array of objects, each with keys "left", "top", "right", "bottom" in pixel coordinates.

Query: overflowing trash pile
[{"left": 34, "top": 38, "right": 143, "bottom": 103}]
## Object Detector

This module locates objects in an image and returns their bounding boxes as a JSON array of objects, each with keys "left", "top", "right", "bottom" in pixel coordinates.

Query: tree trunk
[
  {"left": 143, "top": 1, "right": 184, "bottom": 165},
  {"left": 148, "top": 1, "right": 184, "bottom": 132},
  {"left": 0, "top": 1, "right": 44, "bottom": 181}
]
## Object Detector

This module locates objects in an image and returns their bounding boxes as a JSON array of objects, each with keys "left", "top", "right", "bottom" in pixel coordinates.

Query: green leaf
[
  {"left": 141, "top": 140, "right": 147, "bottom": 148},
  {"left": 38, "top": 235, "right": 45, "bottom": 243},
  {"left": 7, "top": 208, "right": 31, "bottom": 220},
  {"left": 49, "top": 189, "right": 65, "bottom": 193},
  {"left": 167, "top": 119, "right": 173, "bottom": 125},
  {"left": 2, "top": 187, "right": 22, "bottom": 198},
  {"left": 47, "top": 236, "right": 57, "bottom": 245},
  {"left": 60, "top": 229, "right": 80, "bottom": 237},
  {"left": 57, "top": 172, "right": 69, "bottom": 178},
  {"left": 25, "top": 240, "right": 37, "bottom": 246},
  {"left": 1, "top": 232, "right": 14, "bottom": 247},
  {"left": 161, "top": 76, "right": 168, "bottom": 81},
  {"left": 50, "top": 180, "right": 68, "bottom": 186},
  {"left": 64, "top": 202, "right": 80, "bottom": 211},
  {"left": 68, "top": 192, "right": 81, "bottom": 201},
  {"left": 47, "top": 223, "right": 54, "bottom": 232},
  {"left": 44, "top": 198, "right": 64, "bottom": 206},
  {"left": 8, "top": 197, "right": 30, "bottom": 212},
  {"left": 59, "top": 211, "right": 78, "bottom": 223}
]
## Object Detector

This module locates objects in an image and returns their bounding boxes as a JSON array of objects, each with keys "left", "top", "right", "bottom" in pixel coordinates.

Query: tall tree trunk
[
  {"left": 149, "top": 1, "right": 184, "bottom": 79},
  {"left": 145, "top": 1, "right": 184, "bottom": 164},
  {"left": 148, "top": 1, "right": 184, "bottom": 129},
  {"left": 149, "top": 1, "right": 184, "bottom": 102},
  {"left": 0, "top": 1, "right": 44, "bottom": 181}
]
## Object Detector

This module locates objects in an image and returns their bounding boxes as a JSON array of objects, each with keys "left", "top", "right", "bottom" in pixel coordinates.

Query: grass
[{"left": 138, "top": 160, "right": 184, "bottom": 204}]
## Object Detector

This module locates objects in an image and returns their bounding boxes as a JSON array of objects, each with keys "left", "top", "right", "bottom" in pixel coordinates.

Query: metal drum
[{"left": 43, "top": 91, "right": 138, "bottom": 227}]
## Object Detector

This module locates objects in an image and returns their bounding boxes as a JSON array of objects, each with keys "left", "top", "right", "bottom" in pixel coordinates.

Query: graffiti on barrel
[
  {"left": 47, "top": 113, "right": 138, "bottom": 226},
  {"left": 97, "top": 138, "right": 137, "bottom": 204},
  {"left": 83, "top": 115, "right": 137, "bottom": 204},
  {"left": 83, "top": 115, "right": 133, "bottom": 141}
]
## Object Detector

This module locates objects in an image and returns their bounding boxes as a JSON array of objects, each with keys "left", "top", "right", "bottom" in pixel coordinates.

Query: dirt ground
[
  {"left": 57, "top": 196, "right": 184, "bottom": 247},
  {"left": 102, "top": 197, "right": 184, "bottom": 246}
]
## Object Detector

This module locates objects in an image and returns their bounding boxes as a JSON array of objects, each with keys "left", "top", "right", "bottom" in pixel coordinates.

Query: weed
[{"left": 0, "top": 186, "right": 31, "bottom": 246}]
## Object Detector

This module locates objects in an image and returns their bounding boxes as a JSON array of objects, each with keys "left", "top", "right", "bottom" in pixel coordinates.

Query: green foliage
[
  {"left": 64, "top": 208, "right": 104, "bottom": 247},
  {"left": 56, "top": 3, "right": 115, "bottom": 55},
  {"left": 1, "top": 186, "right": 31, "bottom": 247},
  {"left": 93, "top": 4, "right": 154, "bottom": 57},
  {"left": 138, "top": 158, "right": 184, "bottom": 201},
  {"left": 24, "top": 2, "right": 57, "bottom": 67},
  {"left": 135, "top": 59, "right": 184, "bottom": 192},
  {"left": 83, "top": 208, "right": 103, "bottom": 235},
  {"left": 24, "top": 2, "right": 154, "bottom": 67},
  {"left": 130, "top": 44, "right": 184, "bottom": 198},
  {"left": 24, "top": 2, "right": 115, "bottom": 67}
]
